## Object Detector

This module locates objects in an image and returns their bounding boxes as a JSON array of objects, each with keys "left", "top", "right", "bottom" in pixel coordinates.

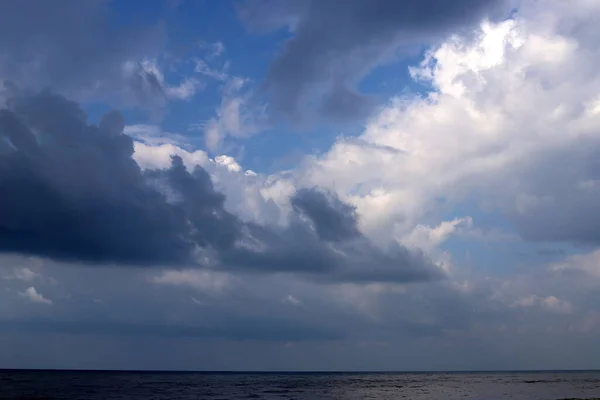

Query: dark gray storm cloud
[
  {"left": 0, "top": 0, "right": 165, "bottom": 104},
  {"left": 0, "top": 90, "right": 198, "bottom": 265},
  {"left": 0, "top": 89, "right": 439, "bottom": 283},
  {"left": 291, "top": 188, "right": 360, "bottom": 242},
  {"left": 238, "top": 0, "right": 508, "bottom": 122}
]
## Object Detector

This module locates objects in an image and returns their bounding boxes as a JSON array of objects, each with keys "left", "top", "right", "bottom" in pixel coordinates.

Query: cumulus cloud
[
  {"left": 19, "top": 287, "right": 52, "bottom": 305},
  {"left": 238, "top": 0, "right": 509, "bottom": 122},
  {"left": 0, "top": 92, "right": 201, "bottom": 266},
  {"left": 220, "top": 190, "right": 441, "bottom": 284},
  {"left": 295, "top": 0, "right": 600, "bottom": 250},
  {"left": 0, "top": 89, "right": 437, "bottom": 285},
  {"left": 127, "top": 124, "right": 212, "bottom": 172},
  {"left": 133, "top": 143, "right": 210, "bottom": 172}
]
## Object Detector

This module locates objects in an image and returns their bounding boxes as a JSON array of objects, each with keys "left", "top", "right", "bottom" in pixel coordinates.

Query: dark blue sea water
[{"left": 1, "top": 370, "right": 599, "bottom": 400}]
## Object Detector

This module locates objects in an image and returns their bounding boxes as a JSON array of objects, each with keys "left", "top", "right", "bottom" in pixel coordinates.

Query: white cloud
[
  {"left": 201, "top": 77, "right": 267, "bottom": 151},
  {"left": 127, "top": 124, "right": 214, "bottom": 172},
  {"left": 401, "top": 217, "right": 473, "bottom": 254},
  {"left": 126, "top": 124, "right": 285, "bottom": 227},
  {"left": 19, "top": 287, "right": 52, "bottom": 305},
  {"left": 133, "top": 141, "right": 210, "bottom": 171},
  {"left": 214, "top": 155, "right": 242, "bottom": 172},
  {"left": 296, "top": 0, "right": 600, "bottom": 248},
  {"left": 165, "top": 78, "right": 202, "bottom": 100}
]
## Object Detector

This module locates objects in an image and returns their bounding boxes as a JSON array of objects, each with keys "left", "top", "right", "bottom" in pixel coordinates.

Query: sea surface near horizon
[{"left": 1, "top": 369, "right": 599, "bottom": 400}]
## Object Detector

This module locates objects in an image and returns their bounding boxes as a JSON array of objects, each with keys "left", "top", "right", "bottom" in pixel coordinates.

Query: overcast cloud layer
[{"left": 3, "top": 0, "right": 600, "bottom": 371}]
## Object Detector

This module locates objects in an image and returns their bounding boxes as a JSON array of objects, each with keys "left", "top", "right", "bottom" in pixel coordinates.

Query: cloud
[
  {"left": 19, "top": 287, "right": 52, "bottom": 305},
  {"left": 0, "top": 89, "right": 245, "bottom": 266},
  {"left": 513, "top": 295, "right": 573, "bottom": 314},
  {"left": 124, "top": 58, "right": 203, "bottom": 108},
  {"left": 238, "top": 0, "right": 509, "bottom": 122},
  {"left": 221, "top": 189, "right": 441, "bottom": 284},
  {"left": 282, "top": 294, "right": 301, "bottom": 306},
  {"left": 201, "top": 77, "right": 267, "bottom": 152},
  {"left": 551, "top": 250, "right": 600, "bottom": 278},
  {"left": 0, "top": 0, "right": 165, "bottom": 103},
  {"left": 194, "top": 41, "right": 230, "bottom": 81},
  {"left": 3, "top": 240, "right": 600, "bottom": 369},
  {"left": 11, "top": 268, "right": 40, "bottom": 282},
  {"left": 199, "top": 41, "right": 226, "bottom": 60},
  {"left": 294, "top": 0, "right": 600, "bottom": 250},
  {"left": 195, "top": 60, "right": 229, "bottom": 81},
  {"left": 152, "top": 269, "right": 230, "bottom": 293},
  {"left": 133, "top": 142, "right": 210, "bottom": 172},
  {"left": 0, "top": 89, "right": 437, "bottom": 285},
  {"left": 4, "top": 266, "right": 41, "bottom": 283},
  {"left": 125, "top": 124, "right": 193, "bottom": 148},
  {"left": 0, "top": 93, "right": 198, "bottom": 266},
  {"left": 401, "top": 217, "right": 473, "bottom": 255},
  {"left": 214, "top": 155, "right": 243, "bottom": 173},
  {"left": 7, "top": 0, "right": 600, "bottom": 371},
  {"left": 291, "top": 188, "right": 361, "bottom": 242}
]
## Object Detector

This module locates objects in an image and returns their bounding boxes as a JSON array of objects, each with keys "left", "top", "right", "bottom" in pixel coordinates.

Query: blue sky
[
  {"left": 2, "top": 0, "right": 600, "bottom": 371},
  {"left": 103, "top": 0, "right": 429, "bottom": 173}
]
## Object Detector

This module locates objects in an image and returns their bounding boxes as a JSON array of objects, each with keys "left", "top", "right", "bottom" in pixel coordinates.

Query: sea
[{"left": 0, "top": 370, "right": 599, "bottom": 400}]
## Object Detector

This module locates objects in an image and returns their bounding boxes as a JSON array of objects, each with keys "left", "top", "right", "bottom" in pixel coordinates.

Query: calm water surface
[{"left": 1, "top": 370, "right": 599, "bottom": 400}]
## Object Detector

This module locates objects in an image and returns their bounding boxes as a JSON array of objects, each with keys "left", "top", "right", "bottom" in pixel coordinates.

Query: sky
[{"left": 2, "top": 0, "right": 600, "bottom": 371}]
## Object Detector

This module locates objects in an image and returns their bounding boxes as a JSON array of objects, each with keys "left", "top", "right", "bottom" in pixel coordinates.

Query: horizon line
[{"left": 1, "top": 368, "right": 598, "bottom": 374}]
